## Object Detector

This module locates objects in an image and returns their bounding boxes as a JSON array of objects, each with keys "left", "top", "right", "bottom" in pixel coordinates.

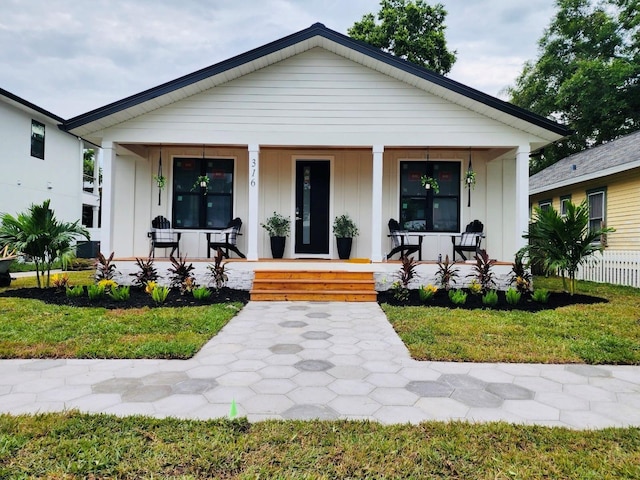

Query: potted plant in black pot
[
  {"left": 261, "top": 212, "right": 290, "bottom": 258},
  {"left": 333, "top": 214, "right": 359, "bottom": 259}
]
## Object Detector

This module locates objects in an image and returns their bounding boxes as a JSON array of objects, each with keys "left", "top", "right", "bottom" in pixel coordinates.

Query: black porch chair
[
  {"left": 148, "top": 215, "right": 181, "bottom": 258},
  {"left": 206, "top": 217, "right": 245, "bottom": 259},
  {"left": 387, "top": 219, "right": 423, "bottom": 261},
  {"left": 451, "top": 220, "right": 484, "bottom": 261}
]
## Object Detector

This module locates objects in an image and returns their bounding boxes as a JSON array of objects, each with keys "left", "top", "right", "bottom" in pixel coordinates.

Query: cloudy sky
[{"left": 0, "top": 0, "right": 557, "bottom": 119}]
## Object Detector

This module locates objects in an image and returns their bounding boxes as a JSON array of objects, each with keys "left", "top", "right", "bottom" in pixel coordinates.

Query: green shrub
[
  {"left": 65, "top": 285, "right": 85, "bottom": 298},
  {"left": 482, "top": 289, "right": 498, "bottom": 307},
  {"left": 418, "top": 284, "right": 438, "bottom": 302},
  {"left": 193, "top": 286, "right": 211, "bottom": 300},
  {"left": 448, "top": 289, "right": 467, "bottom": 305},
  {"left": 505, "top": 287, "right": 521, "bottom": 305},
  {"left": 391, "top": 281, "right": 409, "bottom": 304},
  {"left": 151, "top": 285, "right": 170, "bottom": 304},
  {"left": 468, "top": 279, "right": 482, "bottom": 295},
  {"left": 109, "top": 285, "right": 130, "bottom": 301},
  {"left": 87, "top": 284, "right": 105, "bottom": 300},
  {"left": 532, "top": 288, "right": 550, "bottom": 303}
]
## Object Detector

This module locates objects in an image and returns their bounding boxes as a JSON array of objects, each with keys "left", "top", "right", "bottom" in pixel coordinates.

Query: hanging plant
[
  {"left": 191, "top": 175, "right": 210, "bottom": 192},
  {"left": 153, "top": 174, "right": 167, "bottom": 190},
  {"left": 420, "top": 175, "right": 440, "bottom": 194},
  {"left": 465, "top": 169, "right": 476, "bottom": 189}
]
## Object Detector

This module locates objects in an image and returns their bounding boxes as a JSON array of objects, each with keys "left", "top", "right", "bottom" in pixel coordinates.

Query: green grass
[
  {"left": 0, "top": 412, "right": 638, "bottom": 479},
  {"left": 382, "top": 277, "right": 640, "bottom": 364},
  {"left": 0, "top": 272, "right": 242, "bottom": 359}
]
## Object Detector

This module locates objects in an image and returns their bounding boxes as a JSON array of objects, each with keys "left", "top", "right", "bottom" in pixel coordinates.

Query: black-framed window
[
  {"left": 560, "top": 195, "right": 571, "bottom": 217},
  {"left": 399, "top": 161, "right": 460, "bottom": 232},
  {"left": 30, "top": 119, "right": 45, "bottom": 159},
  {"left": 172, "top": 157, "right": 234, "bottom": 229},
  {"left": 538, "top": 199, "right": 552, "bottom": 211},
  {"left": 587, "top": 188, "right": 606, "bottom": 235}
]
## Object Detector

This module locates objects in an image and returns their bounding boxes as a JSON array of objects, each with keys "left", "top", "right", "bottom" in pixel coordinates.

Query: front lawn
[
  {"left": 1, "top": 412, "right": 638, "bottom": 479},
  {"left": 382, "top": 277, "right": 640, "bottom": 364}
]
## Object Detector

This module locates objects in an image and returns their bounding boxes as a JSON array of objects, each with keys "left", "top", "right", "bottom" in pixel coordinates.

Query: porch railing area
[{"left": 576, "top": 250, "right": 640, "bottom": 288}]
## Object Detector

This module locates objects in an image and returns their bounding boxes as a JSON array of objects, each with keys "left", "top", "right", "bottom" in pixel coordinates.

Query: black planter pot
[
  {"left": 270, "top": 236, "right": 286, "bottom": 259},
  {"left": 336, "top": 237, "right": 353, "bottom": 260}
]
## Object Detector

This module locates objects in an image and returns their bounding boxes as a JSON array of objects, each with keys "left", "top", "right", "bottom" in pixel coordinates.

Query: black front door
[{"left": 295, "top": 160, "right": 330, "bottom": 255}]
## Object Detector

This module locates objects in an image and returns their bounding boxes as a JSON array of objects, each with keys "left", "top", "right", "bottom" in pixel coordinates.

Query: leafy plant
[
  {"left": 505, "top": 287, "right": 522, "bottom": 305},
  {"left": 145, "top": 281, "right": 158, "bottom": 295},
  {"left": 391, "top": 281, "right": 410, "bottom": 303},
  {"left": 151, "top": 285, "right": 170, "bottom": 304},
  {"left": 153, "top": 174, "right": 166, "bottom": 190},
  {"left": 65, "top": 285, "right": 84, "bottom": 298},
  {"left": 523, "top": 200, "right": 614, "bottom": 295},
  {"left": 468, "top": 279, "right": 482, "bottom": 295},
  {"left": 435, "top": 255, "right": 459, "bottom": 291},
  {"left": 0, "top": 199, "right": 89, "bottom": 287},
  {"left": 482, "top": 289, "right": 499, "bottom": 307},
  {"left": 510, "top": 250, "right": 532, "bottom": 295},
  {"left": 469, "top": 249, "right": 496, "bottom": 293},
  {"left": 420, "top": 175, "right": 440, "bottom": 194},
  {"left": 193, "top": 286, "right": 212, "bottom": 301},
  {"left": 191, "top": 175, "right": 210, "bottom": 192},
  {"left": 448, "top": 289, "right": 467, "bottom": 305},
  {"left": 95, "top": 252, "right": 118, "bottom": 282},
  {"left": 261, "top": 212, "right": 290, "bottom": 237},
  {"left": 51, "top": 273, "right": 71, "bottom": 291},
  {"left": 168, "top": 255, "right": 196, "bottom": 294},
  {"left": 207, "top": 248, "right": 228, "bottom": 290},
  {"left": 109, "top": 285, "right": 130, "bottom": 301},
  {"left": 465, "top": 169, "right": 476, "bottom": 189},
  {"left": 418, "top": 284, "right": 438, "bottom": 302},
  {"left": 332, "top": 214, "right": 359, "bottom": 238},
  {"left": 396, "top": 255, "right": 417, "bottom": 289},
  {"left": 129, "top": 257, "right": 160, "bottom": 287},
  {"left": 532, "top": 288, "right": 550, "bottom": 304},
  {"left": 97, "top": 279, "right": 117, "bottom": 292},
  {"left": 87, "top": 284, "right": 105, "bottom": 300}
]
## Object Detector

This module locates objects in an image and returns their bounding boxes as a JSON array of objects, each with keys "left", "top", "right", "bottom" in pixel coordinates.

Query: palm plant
[
  {"left": 522, "top": 200, "right": 614, "bottom": 295},
  {"left": 0, "top": 200, "right": 89, "bottom": 287}
]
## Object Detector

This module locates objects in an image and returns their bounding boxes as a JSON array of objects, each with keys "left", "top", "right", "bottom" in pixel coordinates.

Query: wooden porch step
[{"left": 250, "top": 270, "right": 377, "bottom": 302}]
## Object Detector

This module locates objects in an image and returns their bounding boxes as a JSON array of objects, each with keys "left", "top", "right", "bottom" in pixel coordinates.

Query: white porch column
[
  {"left": 370, "top": 145, "right": 384, "bottom": 262},
  {"left": 247, "top": 144, "right": 260, "bottom": 261},
  {"left": 99, "top": 143, "right": 115, "bottom": 254},
  {"left": 515, "top": 145, "right": 531, "bottom": 251}
]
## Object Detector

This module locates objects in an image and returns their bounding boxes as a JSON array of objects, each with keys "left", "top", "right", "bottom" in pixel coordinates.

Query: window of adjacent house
[
  {"left": 538, "top": 199, "right": 552, "bottom": 211},
  {"left": 172, "top": 157, "right": 234, "bottom": 229},
  {"left": 587, "top": 189, "right": 606, "bottom": 235},
  {"left": 30, "top": 120, "right": 45, "bottom": 159},
  {"left": 560, "top": 195, "right": 571, "bottom": 217},
  {"left": 399, "top": 161, "right": 460, "bottom": 232}
]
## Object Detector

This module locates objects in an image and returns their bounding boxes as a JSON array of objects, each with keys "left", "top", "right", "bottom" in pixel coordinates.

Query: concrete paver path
[{"left": 1, "top": 301, "right": 639, "bottom": 428}]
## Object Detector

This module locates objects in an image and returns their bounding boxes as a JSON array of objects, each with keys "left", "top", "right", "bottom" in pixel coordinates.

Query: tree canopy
[
  {"left": 348, "top": 0, "right": 456, "bottom": 75},
  {"left": 507, "top": 0, "right": 640, "bottom": 174}
]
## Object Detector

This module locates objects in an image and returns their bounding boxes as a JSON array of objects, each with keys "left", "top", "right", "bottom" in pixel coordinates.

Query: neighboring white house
[
  {"left": 0, "top": 87, "right": 100, "bottom": 255},
  {"left": 62, "top": 23, "right": 570, "bottom": 263}
]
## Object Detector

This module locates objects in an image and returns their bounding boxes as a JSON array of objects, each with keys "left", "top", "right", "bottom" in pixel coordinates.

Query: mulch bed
[
  {"left": 376, "top": 289, "right": 607, "bottom": 312},
  {"left": 0, "top": 286, "right": 250, "bottom": 309}
]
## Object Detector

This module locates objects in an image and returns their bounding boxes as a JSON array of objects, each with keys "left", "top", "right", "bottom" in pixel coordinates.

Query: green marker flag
[{"left": 229, "top": 398, "right": 238, "bottom": 419}]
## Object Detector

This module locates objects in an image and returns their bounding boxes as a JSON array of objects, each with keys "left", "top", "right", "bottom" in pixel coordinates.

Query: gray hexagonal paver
[
  {"left": 566, "top": 365, "right": 612, "bottom": 378},
  {"left": 486, "top": 383, "right": 534, "bottom": 400},
  {"left": 287, "top": 306, "right": 310, "bottom": 311},
  {"left": 282, "top": 404, "right": 339, "bottom": 420},
  {"left": 439, "top": 374, "right": 487, "bottom": 390},
  {"left": 122, "top": 385, "right": 173, "bottom": 402},
  {"left": 302, "top": 331, "right": 332, "bottom": 340},
  {"left": 92, "top": 378, "right": 141, "bottom": 394},
  {"left": 306, "top": 312, "right": 330, "bottom": 318},
  {"left": 451, "top": 389, "right": 503, "bottom": 408},
  {"left": 279, "top": 321, "right": 308, "bottom": 328},
  {"left": 141, "top": 372, "right": 189, "bottom": 385},
  {"left": 405, "top": 381, "right": 454, "bottom": 398},
  {"left": 294, "top": 359, "right": 334, "bottom": 372},
  {"left": 270, "top": 344, "right": 303, "bottom": 354},
  {"left": 173, "top": 378, "right": 218, "bottom": 394}
]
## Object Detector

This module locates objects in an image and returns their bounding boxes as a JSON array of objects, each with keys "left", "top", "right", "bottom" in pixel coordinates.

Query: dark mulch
[
  {"left": 377, "top": 289, "right": 607, "bottom": 312},
  {"left": 0, "top": 286, "right": 250, "bottom": 309}
]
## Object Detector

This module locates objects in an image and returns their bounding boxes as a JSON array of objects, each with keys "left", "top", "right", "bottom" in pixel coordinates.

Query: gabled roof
[
  {"left": 530, "top": 130, "right": 640, "bottom": 194},
  {"left": 0, "top": 87, "right": 65, "bottom": 123},
  {"left": 63, "top": 23, "right": 570, "bottom": 141}
]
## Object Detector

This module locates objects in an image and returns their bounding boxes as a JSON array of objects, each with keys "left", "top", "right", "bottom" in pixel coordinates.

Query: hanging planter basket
[{"left": 420, "top": 175, "right": 439, "bottom": 194}]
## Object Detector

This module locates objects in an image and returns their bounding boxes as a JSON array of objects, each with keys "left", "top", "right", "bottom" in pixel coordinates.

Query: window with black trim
[
  {"left": 172, "top": 157, "right": 234, "bottom": 229},
  {"left": 587, "top": 189, "right": 606, "bottom": 235},
  {"left": 30, "top": 119, "right": 45, "bottom": 159},
  {"left": 538, "top": 199, "right": 552, "bottom": 211},
  {"left": 560, "top": 195, "right": 571, "bottom": 217},
  {"left": 399, "top": 161, "right": 460, "bottom": 232}
]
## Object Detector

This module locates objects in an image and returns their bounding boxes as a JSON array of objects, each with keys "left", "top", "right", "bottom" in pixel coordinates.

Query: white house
[
  {"left": 62, "top": 23, "right": 569, "bottom": 264},
  {"left": 0, "top": 88, "right": 101, "bottom": 255}
]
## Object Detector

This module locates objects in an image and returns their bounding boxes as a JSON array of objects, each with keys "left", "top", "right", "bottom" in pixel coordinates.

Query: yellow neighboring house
[{"left": 529, "top": 130, "right": 640, "bottom": 286}]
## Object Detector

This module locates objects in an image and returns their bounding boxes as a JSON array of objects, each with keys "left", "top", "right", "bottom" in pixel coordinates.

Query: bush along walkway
[{"left": 0, "top": 300, "right": 639, "bottom": 428}]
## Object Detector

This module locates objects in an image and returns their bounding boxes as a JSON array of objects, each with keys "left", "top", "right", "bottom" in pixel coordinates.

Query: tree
[
  {"left": 348, "top": 0, "right": 456, "bottom": 75},
  {"left": 0, "top": 200, "right": 89, "bottom": 288},
  {"left": 522, "top": 200, "right": 614, "bottom": 295},
  {"left": 507, "top": 0, "right": 640, "bottom": 174}
]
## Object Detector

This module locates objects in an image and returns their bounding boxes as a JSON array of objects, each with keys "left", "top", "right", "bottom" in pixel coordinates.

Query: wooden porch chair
[
  {"left": 148, "top": 215, "right": 181, "bottom": 258},
  {"left": 451, "top": 220, "right": 484, "bottom": 261},
  {"left": 387, "top": 219, "right": 423, "bottom": 261},
  {"left": 206, "top": 217, "right": 245, "bottom": 259}
]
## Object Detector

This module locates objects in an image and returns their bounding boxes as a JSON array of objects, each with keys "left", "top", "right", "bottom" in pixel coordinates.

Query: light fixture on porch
[
  {"left": 465, "top": 147, "right": 476, "bottom": 207},
  {"left": 420, "top": 147, "right": 439, "bottom": 193}
]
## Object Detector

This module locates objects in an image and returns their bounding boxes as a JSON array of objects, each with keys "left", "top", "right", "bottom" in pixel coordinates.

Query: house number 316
[{"left": 250, "top": 158, "right": 257, "bottom": 187}]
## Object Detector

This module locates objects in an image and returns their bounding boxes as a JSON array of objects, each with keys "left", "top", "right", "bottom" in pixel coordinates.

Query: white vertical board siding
[
  {"left": 104, "top": 48, "right": 539, "bottom": 148},
  {"left": 111, "top": 156, "right": 138, "bottom": 256},
  {"left": 0, "top": 101, "right": 82, "bottom": 223}
]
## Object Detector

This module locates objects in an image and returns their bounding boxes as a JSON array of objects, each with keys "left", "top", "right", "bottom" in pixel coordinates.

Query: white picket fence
[{"left": 575, "top": 250, "right": 640, "bottom": 288}]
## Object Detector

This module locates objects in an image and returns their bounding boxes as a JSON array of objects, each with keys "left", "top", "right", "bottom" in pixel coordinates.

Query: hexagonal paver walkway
[{"left": 1, "top": 301, "right": 639, "bottom": 428}]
